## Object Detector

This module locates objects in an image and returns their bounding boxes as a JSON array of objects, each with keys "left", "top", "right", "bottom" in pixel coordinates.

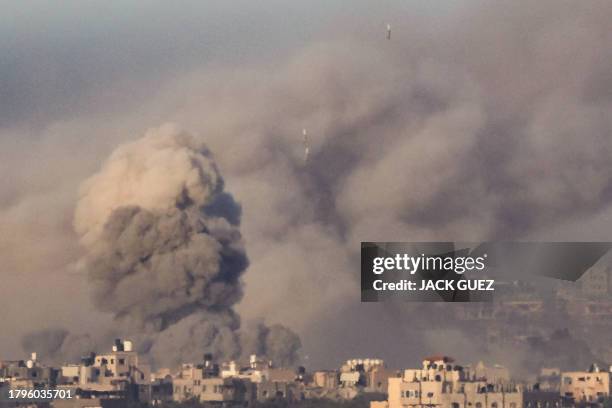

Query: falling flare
[{"left": 303, "top": 128, "right": 310, "bottom": 163}]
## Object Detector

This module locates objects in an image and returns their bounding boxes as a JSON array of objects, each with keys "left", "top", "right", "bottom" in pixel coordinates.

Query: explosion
[{"left": 23, "top": 124, "right": 301, "bottom": 368}]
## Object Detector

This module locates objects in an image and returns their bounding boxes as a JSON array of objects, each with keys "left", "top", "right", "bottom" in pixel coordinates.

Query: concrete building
[
  {"left": 216, "top": 355, "right": 302, "bottom": 403},
  {"left": 338, "top": 358, "right": 396, "bottom": 394},
  {"left": 371, "top": 356, "right": 522, "bottom": 408},
  {"left": 57, "top": 339, "right": 151, "bottom": 403},
  {"left": 52, "top": 399, "right": 125, "bottom": 408},
  {"left": 173, "top": 361, "right": 256, "bottom": 405},
  {"left": 0, "top": 353, "right": 59, "bottom": 390},
  {"left": 367, "top": 365, "right": 399, "bottom": 394},
  {"left": 453, "top": 362, "right": 511, "bottom": 386},
  {"left": 560, "top": 364, "right": 610, "bottom": 404},
  {"left": 536, "top": 368, "right": 561, "bottom": 392},
  {"left": 523, "top": 390, "right": 561, "bottom": 408},
  {"left": 313, "top": 370, "right": 339, "bottom": 389},
  {"left": 174, "top": 375, "right": 254, "bottom": 405}
]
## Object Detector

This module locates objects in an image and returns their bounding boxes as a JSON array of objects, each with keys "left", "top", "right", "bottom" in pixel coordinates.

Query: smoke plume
[
  {"left": 20, "top": 328, "right": 67, "bottom": 360},
  {"left": 20, "top": 329, "right": 96, "bottom": 365},
  {"left": 240, "top": 322, "right": 303, "bottom": 368},
  {"left": 69, "top": 124, "right": 299, "bottom": 367}
]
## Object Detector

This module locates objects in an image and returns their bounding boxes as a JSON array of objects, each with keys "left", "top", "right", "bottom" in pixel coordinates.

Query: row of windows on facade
[
  {"left": 399, "top": 394, "right": 518, "bottom": 408},
  {"left": 562, "top": 376, "right": 604, "bottom": 384},
  {"left": 96, "top": 358, "right": 126, "bottom": 365},
  {"left": 449, "top": 403, "right": 517, "bottom": 408},
  {"left": 174, "top": 385, "right": 223, "bottom": 393}
]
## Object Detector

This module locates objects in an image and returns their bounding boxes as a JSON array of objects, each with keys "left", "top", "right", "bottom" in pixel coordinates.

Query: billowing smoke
[
  {"left": 240, "top": 322, "right": 302, "bottom": 368},
  {"left": 21, "top": 328, "right": 67, "bottom": 360},
  {"left": 68, "top": 124, "right": 299, "bottom": 367},
  {"left": 147, "top": 311, "right": 242, "bottom": 368},
  {"left": 20, "top": 329, "right": 96, "bottom": 365}
]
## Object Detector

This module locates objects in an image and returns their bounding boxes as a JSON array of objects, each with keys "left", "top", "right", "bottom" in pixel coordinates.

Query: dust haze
[{"left": 2, "top": 0, "right": 612, "bottom": 372}]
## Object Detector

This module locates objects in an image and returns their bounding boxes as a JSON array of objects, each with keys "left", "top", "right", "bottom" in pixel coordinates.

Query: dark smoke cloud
[
  {"left": 87, "top": 205, "right": 245, "bottom": 332},
  {"left": 68, "top": 124, "right": 300, "bottom": 367}
]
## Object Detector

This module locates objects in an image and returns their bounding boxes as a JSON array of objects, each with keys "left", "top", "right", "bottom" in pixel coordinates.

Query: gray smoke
[
  {"left": 147, "top": 311, "right": 242, "bottom": 368},
  {"left": 63, "top": 124, "right": 300, "bottom": 367},
  {"left": 240, "top": 322, "right": 302, "bottom": 368},
  {"left": 20, "top": 328, "right": 96, "bottom": 365},
  {"left": 87, "top": 205, "right": 246, "bottom": 332},
  {"left": 20, "top": 328, "right": 67, "bottom": 361}
]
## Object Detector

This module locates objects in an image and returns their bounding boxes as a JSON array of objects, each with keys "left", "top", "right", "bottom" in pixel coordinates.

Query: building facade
[{"left": 372, "top": 356, "right": 522, "bottom": 408}]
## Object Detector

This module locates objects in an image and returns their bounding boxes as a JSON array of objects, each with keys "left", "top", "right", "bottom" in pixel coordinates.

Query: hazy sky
[{"left": 1, "top": 1, "right": 612, "bottom": 370}]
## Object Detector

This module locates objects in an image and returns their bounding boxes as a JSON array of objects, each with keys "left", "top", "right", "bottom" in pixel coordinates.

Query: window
[
  {"left": 475, "top": 403, "right": 482, "bottom": 408},
  {"left": 427, "top": 392, "right": 434, "bottom": 398},
  {"left": 111, "top": 359, "right": 114, "bottom": 364},
  {"left": 491, "top": 403, "right": 498, "bottom": 408},
  {"left": 119, "top": 358, "right": 125, "bottom": 365},
  {"left": 452, "top": 403, "right": 460, "bottom": 408}
]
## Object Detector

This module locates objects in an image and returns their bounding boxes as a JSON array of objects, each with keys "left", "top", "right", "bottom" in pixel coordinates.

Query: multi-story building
[
  {"left": 58, "top": 339, "right": 151, "bottom": 402},
  {"left": 0, "top": 353, "right": 59, "bottom": 388},
  {"left": 560, "top": 364, "right": 610, "bottom": 404},
  {"left": 312, "top": 370, "right": 339, "bottom": 389},
  {"left": 173, "top": 364, "right": 255, "bottom": 406},
  {"left": 339, "top": 358, "right": 396, "bottom": 394},
  {"left": 173, "top": 354, "right": 301, "bottom": 404},
  {"left": 371, "top": 356, "right": 522, "bottom": 408},
  {"left": 536, "top": 368, "right": 561, "bottom": 392}
]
